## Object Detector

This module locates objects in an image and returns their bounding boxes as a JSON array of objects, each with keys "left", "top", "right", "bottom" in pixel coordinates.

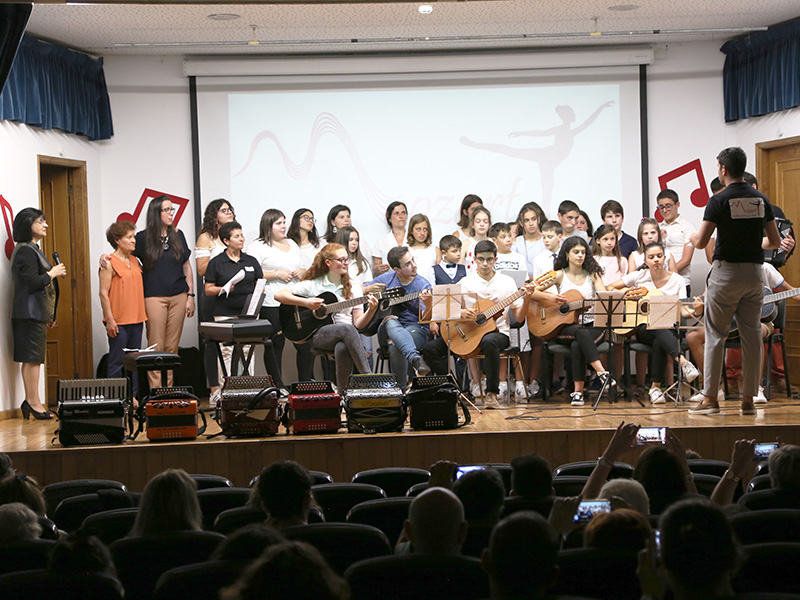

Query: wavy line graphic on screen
[
  {"left": 1, "top": 194, "right": 15, "bottom": 260},
  {"left": 233, "top": 112, "right": 398, "bottom": 212},
  {"left": 654, "top": 159, "right": 709, "bottom": 222},
  {"left": 460, "top": 101, "right": 614, "bottom": 209},
  {"left": 117, "top": 188, "right": 190, "bottom": 227}
]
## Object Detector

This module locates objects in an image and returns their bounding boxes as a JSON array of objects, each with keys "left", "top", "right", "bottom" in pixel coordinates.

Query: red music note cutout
[
  {"left": 655, "top": 159, "right": 710, "bottom": 221},
  {"left": 0, "top": 195, "right": 15, "bottom": 260},
  {"left": 117, "top": 188, "right": 190, "bottom": 228}
]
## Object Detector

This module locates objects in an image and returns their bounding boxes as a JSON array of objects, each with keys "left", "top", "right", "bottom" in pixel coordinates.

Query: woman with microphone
[{"left": 11, "top": 208, "right": 66, "bottom": 419}]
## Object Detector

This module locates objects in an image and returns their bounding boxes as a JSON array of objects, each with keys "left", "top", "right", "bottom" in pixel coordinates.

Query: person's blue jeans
[{"left": 378, "top": 317, "right": 432, "bottom": 388}]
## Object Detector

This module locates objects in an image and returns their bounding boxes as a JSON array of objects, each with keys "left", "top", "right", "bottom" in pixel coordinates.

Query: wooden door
[{"left": 757, "top": 138, "right": 800, "bottom": 375}]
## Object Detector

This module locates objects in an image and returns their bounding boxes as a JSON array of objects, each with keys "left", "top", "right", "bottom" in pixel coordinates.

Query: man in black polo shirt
[{"left": 689, "top": 147, "right": 781, "bottom": 415}]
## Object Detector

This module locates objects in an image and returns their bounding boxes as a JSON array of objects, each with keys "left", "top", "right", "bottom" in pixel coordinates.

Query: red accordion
[
  {"left": 288, "top": 381, "right": 342, "bottom": 434},
  {"left": 145, "top": 397, "right": 200, "bottom": 441}
]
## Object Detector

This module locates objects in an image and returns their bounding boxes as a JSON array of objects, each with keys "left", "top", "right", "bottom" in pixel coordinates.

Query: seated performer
[
  {"left": 274, "top": 243, "right": 378, "bottom": 394},
  {"left": 608, "top": 241, "right": 701, "bottom": 405},
  {"left": 369, "top": 246, "right": 435, "bottom": 388},
  {"left": 422, "top": 240, "right": 528, "bottom": 409},
  {"left": 528, "top": 236, "right": 612, "bottom": 407}
]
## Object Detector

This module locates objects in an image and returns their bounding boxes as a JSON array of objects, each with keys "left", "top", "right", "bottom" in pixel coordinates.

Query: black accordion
[
  {"left": 56, "top": 378, "right": 128, "bottom": 446},
  {"left": 405, "top": 375, "right": 471, "bottom": 431},
  {"left": 343, "top": 374, "right": 406, "bottom": 434}
]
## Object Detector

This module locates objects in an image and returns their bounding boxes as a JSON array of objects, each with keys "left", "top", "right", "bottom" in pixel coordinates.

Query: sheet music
[
  {"left": 593, "top": 291, "right": 626, "bottom": 328},
  {"left": 220, "top": 269, "right": 245, "bottom": 296},
  {"left": 648, "top": 295, "right": 681, "bottom": 329},
  {"left": 245, "top": 278, "right": 267, "bottom": 316},
  {"left": 431, "top": 284, "right": 463, "bottom": 321}
]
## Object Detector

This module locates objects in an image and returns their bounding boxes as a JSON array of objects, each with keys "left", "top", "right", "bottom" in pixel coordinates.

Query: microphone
[{"left": 52, "top": 251, "right": 65, "bottom": 277}]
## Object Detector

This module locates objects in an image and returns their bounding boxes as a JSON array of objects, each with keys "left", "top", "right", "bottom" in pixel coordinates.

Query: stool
[{"left": 123, "top": 351, "right": 181, "bottom": 401}]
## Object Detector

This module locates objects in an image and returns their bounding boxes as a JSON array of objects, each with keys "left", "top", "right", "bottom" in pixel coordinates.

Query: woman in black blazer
[{"left": 10, "top": 207, "right": 66, "bottom": 419}]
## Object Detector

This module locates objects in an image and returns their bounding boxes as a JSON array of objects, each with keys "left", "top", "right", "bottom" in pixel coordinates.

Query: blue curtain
[
  {"left": 721, "top": 19, "right": 800, "bottom": 123},
  {"left": 0, "top": 34, "right": 113, "bottom": 141}
]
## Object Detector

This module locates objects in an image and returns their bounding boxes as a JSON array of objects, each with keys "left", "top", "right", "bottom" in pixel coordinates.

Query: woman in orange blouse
[{"left": 99, "top": 221, "right": 147, "bottom": 397}]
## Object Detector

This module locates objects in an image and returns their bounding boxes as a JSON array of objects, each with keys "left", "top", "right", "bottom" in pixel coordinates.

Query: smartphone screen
[
  {"left": 637, "top": 427, "right": 667, "bottom": 445},
  {"left": 455, "top": 465, "right": 484, "bottom": 479},
  {"left": 654, "top": 530, "right": 662, "bottom": 565},
  {"left": 754, "top": 442, "right": 779, "bottom": 461},
  {"left": 573, "top": 499, "right": 611, "bottom": 523}
]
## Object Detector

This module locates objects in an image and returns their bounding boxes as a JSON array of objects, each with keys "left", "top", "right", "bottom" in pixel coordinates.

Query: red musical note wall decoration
[
  {"left": 0, "top": 195, "right": 15, "bottom": 260},
  {"left": 117, "top": 188, "right": 189, "bottom": 227},
  {"left": 655, "top": 159, "right": 709, "bottom": 222}
]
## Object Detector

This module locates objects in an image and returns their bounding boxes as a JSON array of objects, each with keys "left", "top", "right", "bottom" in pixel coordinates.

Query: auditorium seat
[
  {"left": 0, "top": 570, "right": 124, "bottom": 600},
  {"left": 552, "top": 475, "right": 589, "bottom": 497},
  {"left": 739, "top": 488, "right": 800, "bottom": 511},
  {"left": 196, "top": 487, "right": 251, "bottom": 529},
  {"left": 189, "top": 474, "right": 232, "bottom": 489},
  {"left": 553, "top": 460, "right": 634, "bottom": 480},
  {"left": 554, "top": 548, "right": 641, "bottom": 600},
  {"left": 345, "top": 496, "right": 413, "bottom": 544},
  {"left": 501, "top": 495, "right": 555, "bottom": 518},
  {"left": 0, "top": 539, "right": 57, "bottom": 575},
  {"left": 351, "top": 467, "right": 430, "bottom": 497},
  {"left": 212, "top": 505, "right": 267, "bottom": 535},
  {"left": 248, "top": 469, "right": 334, "bottom": 488},
  {"left": 345, "top": 554, "right": 490, "bottom": 600},
  {"left": 110, "top": 531, "right": 226, "bottom": 600},
  {"left": 312, "top": 483, "right": 386, "bottom": 522},
  {"left": 406, "top": 482, "right": 428, "bottom": 496},
  {"left": 153, "top": 561, "right": 245, "bottom": 600},
  {"left": 730, "top": 509, "right": 800, "bottom": 545},
  {"left": 461, "top": 522, "right": 494, "bottom": 559},
  {"left": 755, "top": 462, "right": 769, "bottom": 477},
  {"left": 52, "top": 489, "right": 138, "bottom": 532},
  {"left": 693, "top": 473, "right": 722, "bottom": 498},
  {"left": 38, "top": 516, "right": 59, "bottom": 540},
  {"left": 283, "top": 523, "right": 392, "bottom": 575},
  {"left": 79, "top": 507, "right": 139, "bottom": 545},
  {"left": 732, "top": 542, "right": 800, "bottom": 594},
  {"left": 42, "top": 479, "right": 127, "bottom": 516},
  {"left": 747, "top": 474, "right": 773, "bottom": 493}
]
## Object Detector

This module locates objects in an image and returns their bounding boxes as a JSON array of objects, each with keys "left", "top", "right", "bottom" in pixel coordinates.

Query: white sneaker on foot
[
  {"left": 527, "top": 380, "right": 540, "bottom": 397},
  {"left": 484, "top": 392, "right": 500, "bottom": 409},
  {"left": 514, "top": 381, "right": 527, "bottom": 400},
  {"left": 689, "top": 389, "right": 725, "bottom": 403},
  {"left": 649, "top": 387, "right": 666, "bottom": 405},
  {"left": 570, "top": 392, "right": 584, "bottom": 407},
  {"left": 754, "top": 386, "right": 768, "bottom": 404},
  {"left": 471, "top": 383, "right": 483, "bottom": 398},
  {"left": 681, "top": 361, "right": 700, "bottom": 383},
  {"left": 498, "top": 382, "right": 508, "bottom": 399}
]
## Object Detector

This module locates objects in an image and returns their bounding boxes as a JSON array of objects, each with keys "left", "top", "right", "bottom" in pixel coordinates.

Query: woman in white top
[
  {"left": 288, "top": 208, "right": 321, "bottom": 270},
  {"left": 407, "top": 213, "right": 439, "bottom": 276},
  {"left": 512, "top": 201, "right": 547, "bottom": 276},
  {"left": 275, "top": 243, "right": 379, "bottom": 393},
  {"left": 373, "top": 201, "right": 408, "bottom": 276},
  {"left": 322, "top": 204, "right": 351, "bottom": 244},
  {"left": 529, "top": 236, "right": 611, "bottom": 407},
  {"left": 609, "top": 241, "right": 701, "bottom": 404},
  {"left": 195, "top": 198, "right": 236, "bottom": 396},
  {"left": 452, "top": 194, "right": 483, "bottom": 240},
  {"left": 247, "top": 209, "right": 305, "bottom": 387},
  {"left": 463, "top": 205, "right": 492, "bottom": 273},
  {"left": 628, "top": 218, "right": 678, "bottom": 273}
]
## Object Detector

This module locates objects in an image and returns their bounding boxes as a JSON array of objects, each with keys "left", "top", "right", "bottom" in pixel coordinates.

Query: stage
[{"left": 4, "top": 391, "right": 800, "bottom": 492}]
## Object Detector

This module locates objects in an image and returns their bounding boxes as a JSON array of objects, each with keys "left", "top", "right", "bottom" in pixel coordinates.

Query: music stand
[{"left": 592, "top": 291, "right": 645, "bottom": 410}]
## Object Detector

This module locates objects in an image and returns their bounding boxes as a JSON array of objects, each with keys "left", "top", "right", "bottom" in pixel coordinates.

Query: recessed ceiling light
[
  {"left": 418, "top": 5, "right": 433, "bottom": 15},
  {"left": 608, "top": 4, "right": 640, "bottom": 11},
  {"left": 208, "top": 13, "right": 241, "bottom": 21}
]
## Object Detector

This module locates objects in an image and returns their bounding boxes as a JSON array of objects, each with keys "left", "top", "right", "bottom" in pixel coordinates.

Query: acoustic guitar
[
  {"left": 359, "top": 286, "right": 429, "bottom": 336},
  {"left": 728, "top": 287, "right": 800, "bottom": 339}
]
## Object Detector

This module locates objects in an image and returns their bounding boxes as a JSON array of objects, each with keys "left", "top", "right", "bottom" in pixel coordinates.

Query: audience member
[
  {"left": 256, "top": 461, "right": 313, "bottom": 530},
  {"left": 0, "top": 502, "right": 42, "bottom": 544},
  {"left": 403, "top": 487, "right": 467, "bottom": 556},
  {"left": 130, "top": 468, "right": 202, "bottom": 536},
  {"left": 48, "top": 532, "right": 116, "bottom": 577},
  {"left": 582, "top": 508, "right": 651, "bottom": 553},
  {"left": 0, "top": 453, "right": 13, "bottom": 479},
  {"left": 209, "top": 523, "right": 285, "bottom": 562},
  {"left": 502, "top": 454, "right": 554, "bottom": 517},
  {"left": 454, "top": 467, "right": 507, "bottom": 558},
  {"left": 739, "top": 443, "right": 800, "bottom": 510},
  {"left": 598, "top": 478, "right": 650, "bottom": 515},
  {"left": 0, "top": 473, "right": 46, "bottom": 516}
]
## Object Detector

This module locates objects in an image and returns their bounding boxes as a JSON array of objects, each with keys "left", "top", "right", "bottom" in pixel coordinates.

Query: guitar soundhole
[
  {"left": 559, "top": 304, "right": 570, "bottom": 314},
  {"left": 475, "top": 314, "right": 487, "bottom": 325},
  {"left": 313, "top": 307, "right": 327, "bottom": 319}
]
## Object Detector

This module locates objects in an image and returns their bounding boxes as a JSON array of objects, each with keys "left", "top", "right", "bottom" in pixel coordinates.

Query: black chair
[
  {"left": 555, "top": 548, "right": 641, "bottom": 600},
  {"left": 0, "top": 570, "right": 124, "bottom": 600},
  {"left": 283, "top": 523, "right": 392, "bottom": 575},
  {"left": 733, "top": 542, "right": 800, "bottom": 594},
  {"left": 351, "top": 468, "right": 430, "bottom": 497},
  {"left": 461, "top": 522, "right": 494, "bottom": 559},
  {"left": 38, "top": 516, "right": 59, "bottom": 540},
  {"left": 110, "top": 531, "right": 226, "bottom": 600},
  {"left": 154, "top": 561, "right": 245, "bottom": 600},
  {"left": 765, "top": 299, "right": 792, "bottom": 400},
  {"left": 552, "top": 475, "right": 589, "bottom": 497},
  {"left": 554, "top": 460, "right": 634, "bottom": 480},
  {"left": 346, "top": 497, "right": 413, "bottom": 544},
  {"left": 693, "top": 473, "right": 722, "bottom": 498},
  {"left": 345, "top": 554, "right": 490, "bottom": 600},
  {"left": 748, "top": 474, "right": 773, "bottom": 493},
  {"left": 52, "top": 489, "right": 138, "bottom": 533},
  {"left": 687, "top": 459, "right": 730, "bottom": 478},
  {"left": 738, "top": 488, "right": 800, "bottom": 511},
  {"left": 79, "top": 507, "right": 139, "bottom": 545},
  {"left": 541, "top": 336, "right": 610, "bottom": 402},
  {"left": 731, "top": 509, "right": 800, "bottom": 545},
  {"left": 212, "top": 505, "right": 267, "bottom": 534},
  {"left": 42, "top": 479, "right": 127, "bottom": 517},
  {"left": 501, "top": 495, "right": 555, "bottom": 519},
  {"left": 0, "top": 539, "right": 57, "bottom": 575},
  {"left": 406, "top": 482, "right": 428, "bottom": 497},
  {"left": 248, "top": 469, "right": 334, "bottom": 488},
  {"left": 755, "top": 462, "right": 770, "bottom": 477},
  {"left": 312, "top": 483, "right": 386, "bottom": 522},
  {"left": 196, "top": 487, "right": 251, "bottom": 529},
  {"left": 189, "top": 474, "right": 232, "bottom": 489}
]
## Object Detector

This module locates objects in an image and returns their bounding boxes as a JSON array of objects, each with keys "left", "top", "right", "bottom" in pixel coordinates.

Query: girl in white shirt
[
  {"left": 463, "top": 206, "right": 492, "bottom": 273},
  {"left": 628, "top": 218, "right": 677, "bottom": 273},
  {"left": 407, "top": 213, "right": 440, "bottom": 276},
  {"left": 288, "top": 208, "right": 321, "bottom": 270},
  {"left": 592, "top": 223, "right": 629, "bottom": 287}
]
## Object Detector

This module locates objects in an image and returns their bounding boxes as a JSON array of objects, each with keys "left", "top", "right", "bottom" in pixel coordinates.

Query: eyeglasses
[
  {"left": 301, "top": 215, "right": 316, "bottom": 223},
  {"left": 657, "top": 203, "right": 675, "bottom": 211},
  {"left": 331, "top": 256, "right": 350, "bottom": 264},
  {"left": 161, "top": 207, "right": 176, "bottom": 214},
  {"left": 219, "top": 207, "right": 233, "bottom": 215}
]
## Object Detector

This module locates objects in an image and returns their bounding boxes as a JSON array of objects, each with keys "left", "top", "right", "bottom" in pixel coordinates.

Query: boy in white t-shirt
[{"left": 532, "top": 220, "right": 563, "bottom": 280}]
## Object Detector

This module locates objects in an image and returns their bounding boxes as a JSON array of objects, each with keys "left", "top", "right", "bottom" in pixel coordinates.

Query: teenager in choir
[
  {"left": 577, "top": 210, "right": 594, "bottom": 238},
  {"left": 274, "top": 244, "right": 379, "bottom": 394},
  {"left": 629, "top": 218, "right": 678, "bottom": 273},
  {"left": 452, "top": 194, "right": 483, "bottom": 240},
  {"left": 322, "top": 204, "right": 351, "bottom": 243},
  {"left": 511, "top": 201, "right": 547, "bottom": 276},
  {"left": 99, "top": 221, "right": 147, "bottom": 402},
  {"left": 532, "top": 220, "right": 563, "bottom": 280},
  {"left": 528, "top": 236, "right": 611, "bottom": 407},
  {"left": 10, "top": 208, "right": 66, "bottom": 419},
  {"left": 407, "top": 213, "right": 439, "bottom": 275},
  {"left": 288, "top": 208, "right": 321, "bottom": 270},
  {"left": 247, "top": 209, "right": 306, "bottom": 387},
  {"left": 463, "top": 205, "right": 492, "bottom": 273},
  {"left": 657, "top": 189, "right": 696, "bottom": 295},
  {"left": 205, "top": 221, "right": 264, "bottom": 378},
  {"left": 430, "top": 235, "right": 467, "bottom": 285},
  {"left": 599, "top": 200, "right": 638, "bottom": 258},
  {"left": 592, "top": 224, "right": 628, "bottom": 286},
  {"left": 368, "top": 246, "right": 434, "bottom": 388},
  {"left": 195, "top": 199, "right": 236, "bottom": 397},
  {"left": 373, "top": 201, "right": 408, "bottom": 276},
  {"left": 557, "top": 200, "right": 589, "bottom": 242},
  {"left": 608, "top": 241, "right": 701, "bottom": 405},
  {"left": 423, "top": 240, "right": 529, "bottom": 409}
]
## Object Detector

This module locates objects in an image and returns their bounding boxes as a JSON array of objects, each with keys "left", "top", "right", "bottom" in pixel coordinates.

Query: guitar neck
[
  {"left": 322, "top": 294, "right": 371, "bottom": 315},
  {"left": 387, "top": 290, "right": 424, "bottom": 307},
  {"left": 481, "top": 288, "right": 526, "bottom": 320},
  {"left": 764, "top": 287, "right": 800, "bottom": 305}
]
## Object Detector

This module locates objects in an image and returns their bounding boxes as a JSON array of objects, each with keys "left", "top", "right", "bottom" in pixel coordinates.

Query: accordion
[
  {"left": 145, "top": 387, "right": 204, "bottom": 441},
  {"left": 56, "top": 378, "right": 128, "bottom": 447},
  {"left": 343, "top": 374, "right": 406, "bottom": 434},
  {"left": 288, "top": 381, "right": 342, "bottom": 434},
  {"left": 217, "top": 375, "right": 280, "bottom": 438},
  {"left": 406, "top": 375, "right": 471, "bottom": 431}
]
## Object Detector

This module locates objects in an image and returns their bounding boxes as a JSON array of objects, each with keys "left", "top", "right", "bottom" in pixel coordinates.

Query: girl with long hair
[
  {"left": 629, "top": 217, "right": 678, "bottom": 272},
  {"left": 512, "top": 201, "right": 547, "bottom": 276},
  {"left": 372, "top": 201, "right": 408, "bottom": 276},
  {"left": 463, "top": 205, "right": 492, "bottom": 273},
  {"left": 130, "top": 469, "right": 202, "bottom": 537},
  {"left": 274, "top": 244, "right": 379, "bottom": 393},
  {"left": 452, "top": 194, "right": 483, "bottom": 240},
  {"left": 287, "top": 208, "right": 320, "bottom": 269},
  {"left": 406, "top": 213, "right": 439, "bottom": 274},
  {"left": 322, "top": 204, "right": 351, "bottom": 243},
  {"left": 591, "top": 223, "right": 628, "bottom": 286}
]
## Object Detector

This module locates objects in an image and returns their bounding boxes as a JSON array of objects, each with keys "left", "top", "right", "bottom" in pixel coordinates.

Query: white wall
[{"left": 2, "top": 41, "right": 800, "bottom": 411}]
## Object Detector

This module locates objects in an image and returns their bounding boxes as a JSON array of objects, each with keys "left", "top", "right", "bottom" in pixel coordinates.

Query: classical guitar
[
  {"left": 280, "top": 287, "right": 403, "bottom": 342},
  {"left": 612, "top": 288, "right": 679, "bottom": 336},
  {"left": 728, "top": 287, "right": 800, "bottom": 339},
  {"left": 440, "top": 287, "right": 528, "bottom": 358}
]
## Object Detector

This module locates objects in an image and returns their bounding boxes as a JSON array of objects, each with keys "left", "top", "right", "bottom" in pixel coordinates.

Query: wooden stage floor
[{"left": 4, "top": 390, "right": 800, "bottom": 492}]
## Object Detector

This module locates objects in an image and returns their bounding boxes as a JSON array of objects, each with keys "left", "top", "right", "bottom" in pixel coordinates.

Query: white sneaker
[
  {"left": 689, "top": 389, "right": 725, "bottom": 403},
  {"left": 527, "top": 380, "right": 540, "bottom": 397},
  {"left": 498, "top": 382, "right": 508, "bottom": 399},
  {"left": 570, "top": 392, "right": 584, "bottom": 407},
  {"left": 754, "top": 386, "right": 768, "bottom": 404},
  {"left": 649, "top": 387, "right": 666, "bottom": 405},
  {"left": 681, "top": 361, "right": 700, "bottom": 383},
  {"left": 471, "top": 383, "right": 484, "bottom": 398},
  {"left": 514, "top": 381, "right": 528, "bottom": 400},
  {"left": 484, "top": 392, "right": 500, "bottom": 409}
]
